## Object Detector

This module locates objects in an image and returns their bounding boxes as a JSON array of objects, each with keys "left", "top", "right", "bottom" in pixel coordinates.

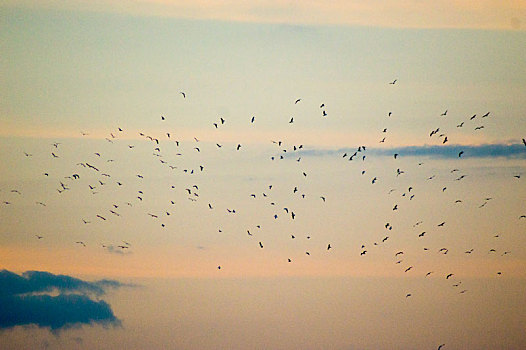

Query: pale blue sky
[{"left": 2, "top": 6, "right": 525, "bottom": 146}]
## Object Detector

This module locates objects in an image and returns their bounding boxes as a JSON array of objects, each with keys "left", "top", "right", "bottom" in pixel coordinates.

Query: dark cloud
[
  {"left": 0, "top": 270, "right": 123, "bottom": 331},
  {"left": 372, "top": 143, "right": 526, "bottom": 159},
  {"left": 296, "top": 143, "right": 526, "bottom": 159}
]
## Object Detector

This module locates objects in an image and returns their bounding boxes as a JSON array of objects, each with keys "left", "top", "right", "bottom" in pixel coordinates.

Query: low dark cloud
[
  {"left": 295, "top": 143, "right": 526, "bottom": 159},
  {"left": 0, "top": 270, "right": 123, "bottom": 331}
]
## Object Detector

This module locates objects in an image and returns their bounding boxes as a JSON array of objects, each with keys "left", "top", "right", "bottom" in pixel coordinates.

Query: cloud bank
[
  {"left": 297, "top": 143, "right": 526, "bottom": 159},
  {"left": 0, "top": 270, "right": 123, "bottom": 331}
]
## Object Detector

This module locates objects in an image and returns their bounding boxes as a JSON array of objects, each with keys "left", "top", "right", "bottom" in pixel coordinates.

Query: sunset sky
[{"left": 1, "top": 1, "right": 525, "bottom": 349}]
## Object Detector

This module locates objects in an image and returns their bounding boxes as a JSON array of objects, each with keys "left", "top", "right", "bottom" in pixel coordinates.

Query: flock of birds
[{"left": 2, "top": 79, "right": 525, "bottom": 350}]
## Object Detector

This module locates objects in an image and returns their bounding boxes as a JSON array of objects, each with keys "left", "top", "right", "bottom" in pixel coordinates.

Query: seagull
[
  {"left": 295, "top": 98, "right": 301, "bottom": 104},
  {"left": 446, "top": 273, "right": 454, "bottom": 279},
  {"left": 438, "top": 344, "right": 446, "bottom": 350},
  {"left": 180, "top": 92, "right": 186, "bottom": 98},
  {"left": 35, "top": 235, "right": 43, "bottom": 239},
  {"left": 76, "top": 241, "right": 86, "bottom": 247},
  {"left": 327, "top": 244, "right": 332, "bottom": 250},
  {"left": 389, "top": 79, "right": 397, "bottom": 85},
  {"left": 458, "top": 151, "right": 464, "bottom": 157},
  {"left": 441, "top": 109, "right": 448, "bottom": 116}
]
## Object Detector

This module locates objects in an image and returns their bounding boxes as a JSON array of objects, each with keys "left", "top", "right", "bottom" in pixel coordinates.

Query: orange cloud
[{"left": 4, "top": 0, "right": 525, "bottom": 30}]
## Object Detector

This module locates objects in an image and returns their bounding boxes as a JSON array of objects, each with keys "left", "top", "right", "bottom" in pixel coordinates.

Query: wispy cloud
[
  {"left": 0, "top": 270, "right": 124, "bottom": 331},
  {"left": 296, "top": 143, "right": 526, "bottom": 159},
  {"left": 3, "top": 0, "right": 525, "bottom": 30}
]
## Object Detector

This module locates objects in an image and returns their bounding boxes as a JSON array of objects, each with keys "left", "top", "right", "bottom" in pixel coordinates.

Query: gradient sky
[{"left": 1, "top": 1, "right": 526, "bottom": 349}]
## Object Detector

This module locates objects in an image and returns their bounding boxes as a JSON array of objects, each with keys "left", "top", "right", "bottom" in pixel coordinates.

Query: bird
[
  {"left": 295, "top": 98, "right": 301, "bottom": 104},
  {"left": 35, "top": 235, "right": 43, "bottom": 239},
  {"left": 440, "top": 109, "right": 448, "bottom": 116},
  {"left": 438, "top": 344, "right": 446, "bottom": 350},
  {"left": 259, "top": 241, "right": 264, "bottom": 248},
  {"left": 446, "top": 273, "right": 454, "bottom": 279},
  {"left": 289, "top": 117, "right": 294, "bottom": 123},
  {"left": 389, "top": 79, "right": 397, "bottom": 85},
  {"left": 458, "top": 151, "right": 464, "bottom": 157},
  {"left": 180, "top": 92, "right": 186, "bottom": 98},
  {"left": 327, "top": 244, "right": 332, "bottom": 250}
]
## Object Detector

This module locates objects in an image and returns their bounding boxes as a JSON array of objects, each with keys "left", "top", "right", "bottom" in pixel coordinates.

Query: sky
[{"left": 1, "top": 1, "right": 526, "bottom": 349}]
